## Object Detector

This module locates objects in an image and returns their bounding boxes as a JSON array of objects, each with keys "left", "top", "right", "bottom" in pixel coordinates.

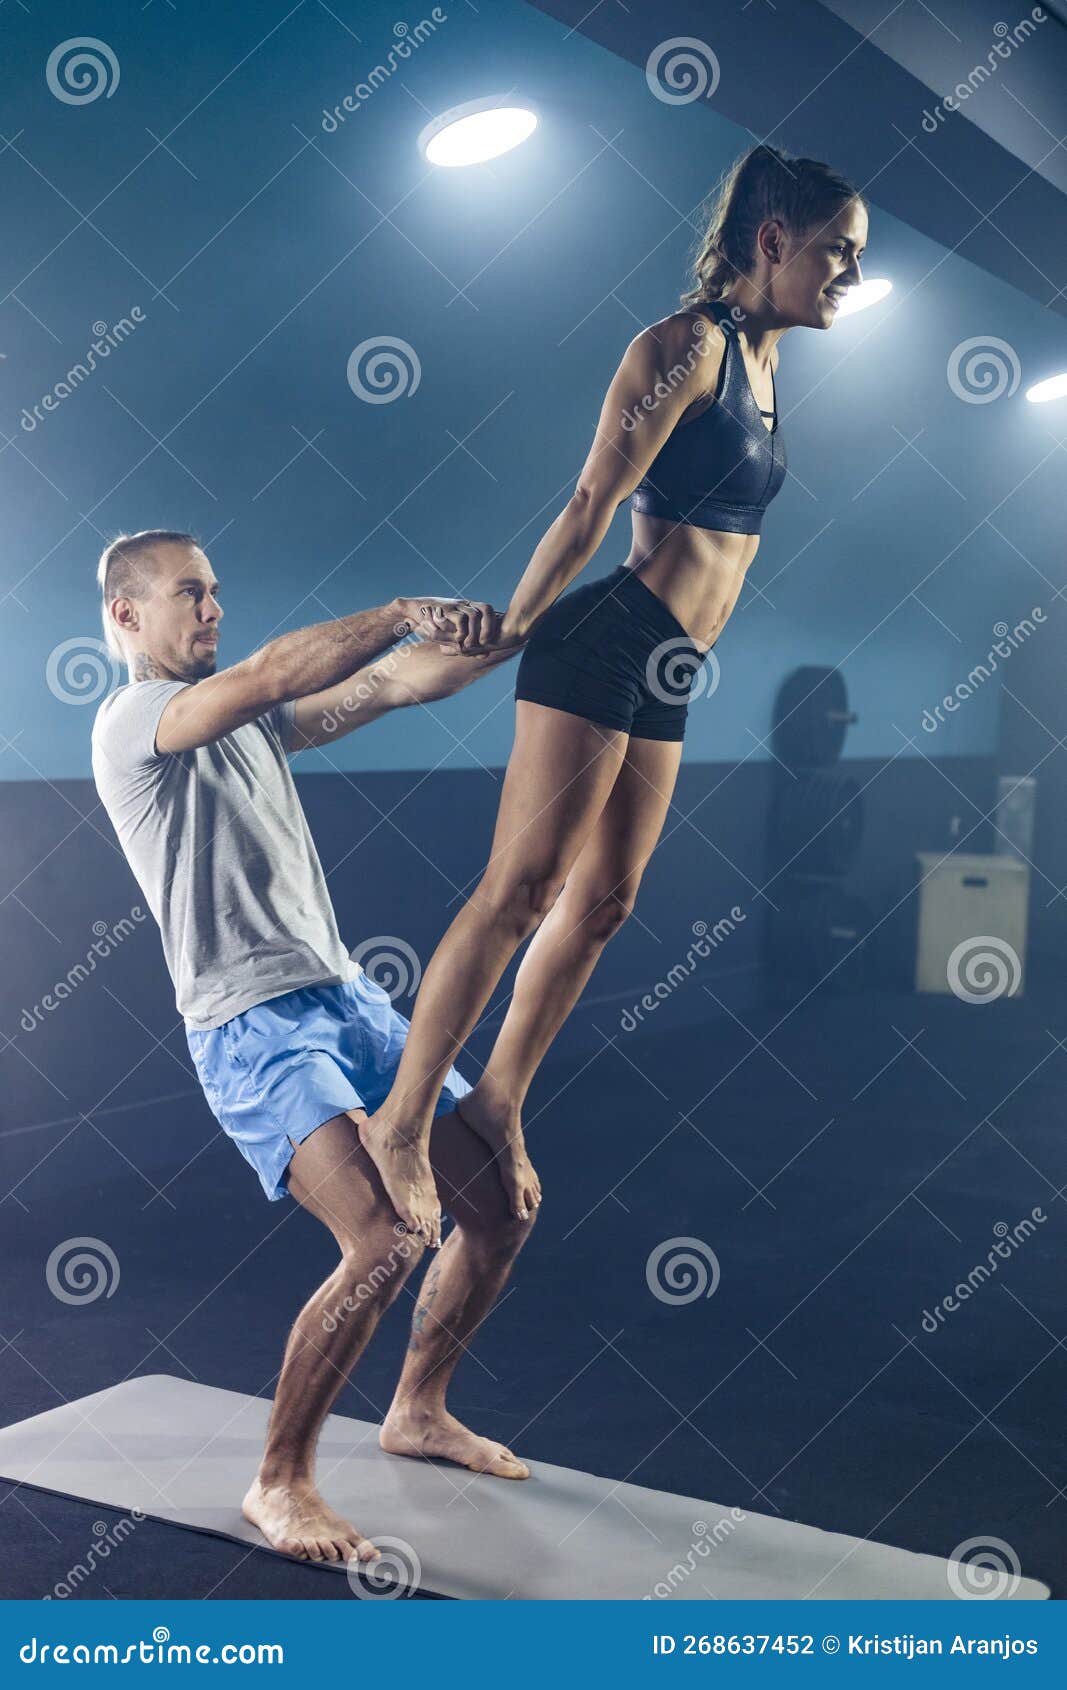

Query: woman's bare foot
[
  {"left": 358, "top": 1110, "right": 441, "bottom": 1246},
  {"left": 457, "top": 1081, "right": 542, "bottom": 1222},
  {"left": 242, "top": 1474, "right": 382, "bottom": 1563},
  {"left": 379, "top": 1405, "right": 530, "bottom": 1479}
]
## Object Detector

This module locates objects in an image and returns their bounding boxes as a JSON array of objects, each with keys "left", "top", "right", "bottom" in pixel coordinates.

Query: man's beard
[{"left": 183, "top": 650, "right": 218, "bottom": 682}]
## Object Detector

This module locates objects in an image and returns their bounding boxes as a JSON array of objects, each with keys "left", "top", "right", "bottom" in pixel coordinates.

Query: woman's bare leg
[
  {"left": 459, "top": 735, "right": 684, "bottom": 1213},
  {"left": 359, "top": 701, "right": 628, "bottom": 1247}
]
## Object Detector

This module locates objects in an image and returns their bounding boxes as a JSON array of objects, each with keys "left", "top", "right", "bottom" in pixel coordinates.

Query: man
[{"left": 91, "top": 530, "right": 540, "bottom": 1567}]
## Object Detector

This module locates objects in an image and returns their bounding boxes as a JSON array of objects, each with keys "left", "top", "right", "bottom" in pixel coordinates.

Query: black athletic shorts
[{"left": 514, "top": 564, "right": 707, "bottom": 742}]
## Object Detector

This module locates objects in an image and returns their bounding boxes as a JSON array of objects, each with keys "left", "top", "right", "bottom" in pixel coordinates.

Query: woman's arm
[{"left": 456, "top": 311, "right": 726, "bottom": 650}]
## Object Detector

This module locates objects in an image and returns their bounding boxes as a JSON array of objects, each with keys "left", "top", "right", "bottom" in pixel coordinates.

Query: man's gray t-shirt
[{"left": 91, "top": 679, "right": 359, "bottom": 1029}]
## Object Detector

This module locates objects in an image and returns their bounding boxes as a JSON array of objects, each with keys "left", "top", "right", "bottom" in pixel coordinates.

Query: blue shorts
[{"left": 185, "top": 973, "right": 473, "bottom": 1202}]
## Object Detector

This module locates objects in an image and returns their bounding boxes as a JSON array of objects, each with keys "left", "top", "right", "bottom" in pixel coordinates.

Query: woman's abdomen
[{"left": 625, "top": 515, "right": 758, "bottom": 651}]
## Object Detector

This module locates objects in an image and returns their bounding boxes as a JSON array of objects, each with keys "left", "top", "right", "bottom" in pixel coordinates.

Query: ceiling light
[
  {"left": 418, "top": 95, "right": 538, "bottom": 167},
  {"left": 834, "top": 278, "right": 893, "bottom": 317},
  {"left": 1025, "top": 371, "right": 1067, "bottom": 404}
]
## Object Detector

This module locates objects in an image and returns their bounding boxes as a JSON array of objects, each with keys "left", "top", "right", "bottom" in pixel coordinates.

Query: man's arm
[
  {"left": 155, "top": 596, "right": 478, "bottom": 755},
  {"left": 289, "top": 638, "right": 522, "bottom": 751}
]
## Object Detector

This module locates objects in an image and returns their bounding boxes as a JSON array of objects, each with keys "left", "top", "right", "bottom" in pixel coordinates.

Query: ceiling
[{"left": 525, "top": 0, "right": 1067, "bottom": 319}]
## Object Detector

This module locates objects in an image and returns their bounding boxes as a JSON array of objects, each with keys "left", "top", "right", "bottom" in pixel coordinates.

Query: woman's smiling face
[{"left": 777, "top": 198, "right": 869, "bottom": 328}]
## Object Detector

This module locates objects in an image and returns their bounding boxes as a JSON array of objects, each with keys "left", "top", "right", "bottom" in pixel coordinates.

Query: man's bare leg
[
  {"left": 360, "top": 703, "right": 628, "bottom": 1248},
  {"left": 379, "top": 1106, "right": 538, "bottom": 1478},
  {"left": 461, "top": 735, "right": 684, "bottom": 1213},
  {"left": 242, "top": 1111, "right": 425, "bottom": 1563}
]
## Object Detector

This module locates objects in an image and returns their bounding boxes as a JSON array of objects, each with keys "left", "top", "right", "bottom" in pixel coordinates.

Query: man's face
[{"left": 126, "top": 544, "right": 223, "bottom": 681}]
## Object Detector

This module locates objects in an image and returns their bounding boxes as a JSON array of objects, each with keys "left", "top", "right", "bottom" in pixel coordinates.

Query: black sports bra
[{"left": 629, "top": 297, "right": 787, "bottom": 536}]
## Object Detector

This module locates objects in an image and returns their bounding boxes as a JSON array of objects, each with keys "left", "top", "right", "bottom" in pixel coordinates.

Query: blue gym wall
[
  {"left": 1, "top": 0, "right": 1061, "bottom": 778},
  {"left": 1, "top": 0, "right": 1062, "bottom": 1158}
]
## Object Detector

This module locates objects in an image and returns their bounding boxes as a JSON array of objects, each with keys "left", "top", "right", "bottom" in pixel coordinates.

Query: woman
[{"left": 362, "top": 144, "right": 869, "bottom": 1246}]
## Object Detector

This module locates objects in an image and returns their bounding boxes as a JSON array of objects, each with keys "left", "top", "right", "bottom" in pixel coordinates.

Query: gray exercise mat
[{"left": 0, "top": 1375, "right": 1049, "bottom": 1600}]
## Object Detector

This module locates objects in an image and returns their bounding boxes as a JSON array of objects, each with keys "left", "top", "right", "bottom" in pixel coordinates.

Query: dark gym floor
[{"left": 2, "top": 973, "right": 1064, "bottom": 1600}]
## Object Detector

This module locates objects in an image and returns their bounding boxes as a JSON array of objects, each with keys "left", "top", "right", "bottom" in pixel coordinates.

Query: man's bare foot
[
  {"left": 457, "top": 1081, "right": 542, "bottom": 1222},
  {"left": 242, "top": 1475, "right": 382, "bottom": 1564},
  {"left": 358, "top": 1111, "right": 441, "bottom": 1246},
  {"left": 379, "top": 1406, "right": 530, "bottom": 1480}
]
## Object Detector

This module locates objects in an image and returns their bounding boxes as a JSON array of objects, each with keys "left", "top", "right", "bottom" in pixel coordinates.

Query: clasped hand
[{"left": 395, "top": 595, "right": 526, "bottom": 655}]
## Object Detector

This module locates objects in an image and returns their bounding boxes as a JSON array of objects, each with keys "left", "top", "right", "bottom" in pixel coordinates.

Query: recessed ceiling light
[
  {"left": 834, "top": 278, "right": 893, "bottom": 317},
  {"left": 418, "top": 95, "right": 538, "bottom": 167},
  {"left": 1025, "top": 371, "right": 1067, "bottom": 404}
]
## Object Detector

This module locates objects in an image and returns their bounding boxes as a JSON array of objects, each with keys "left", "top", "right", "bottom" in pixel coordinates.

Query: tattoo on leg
[{"left": 408, "top": 1259, "right": 443, "bottom": 1350}]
